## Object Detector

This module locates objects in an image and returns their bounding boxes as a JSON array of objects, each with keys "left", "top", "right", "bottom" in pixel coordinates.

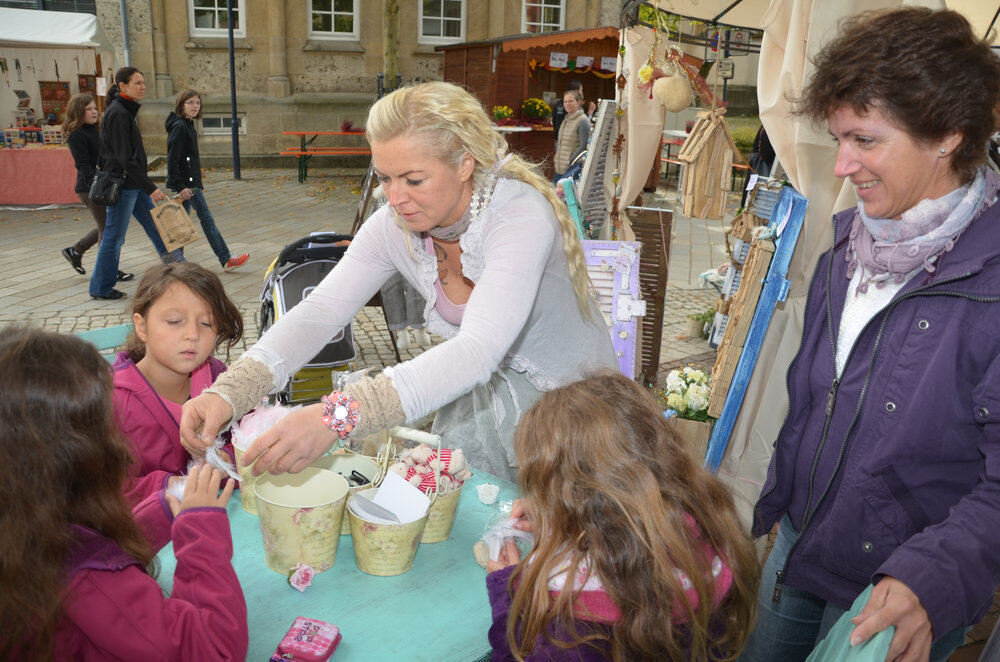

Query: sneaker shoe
[
  {"left": 412, "top": 327, "right": 432, "bottom": 349},
  {"left": 116, "top": 270, "right": 135, "bottom": 282},
  {"left": 62, "top": 247, "right": 85, "bottom": 274},
  {"left": 395, "top": 328, "right": 411, "bottom": 350},
  {"left": 224, "top": 253, "right": 250, "bottom": 272},
  {"left": 91, "top": 289, "right": 127, "bottom": 301}
]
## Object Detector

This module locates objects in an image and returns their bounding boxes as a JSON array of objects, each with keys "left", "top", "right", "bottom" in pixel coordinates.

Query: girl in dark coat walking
[
  {"left": 166, "top": 89, "right": 248, "bottom": 272},
  {"left": 60, "top": 93, "right": 133, "bottom": 281}
]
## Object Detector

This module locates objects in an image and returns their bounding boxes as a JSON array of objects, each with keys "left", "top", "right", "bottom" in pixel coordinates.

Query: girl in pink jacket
[
  {"left": 114, "top": 262, "right": 243, "bottom": 505},
  {"left": 0, "top": 326, "right": 246, "bottom": 661}
]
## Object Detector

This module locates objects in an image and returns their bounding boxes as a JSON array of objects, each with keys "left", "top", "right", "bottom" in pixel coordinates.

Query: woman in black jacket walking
[
  {"left": 166, "top": 89, "right": 248, "bottom": 271},
  {"left": 60, "top": 94, "right": 132, "bottom": 281},
  {"left": 89, "top": 67, "right": 181, "bottom": 301}
]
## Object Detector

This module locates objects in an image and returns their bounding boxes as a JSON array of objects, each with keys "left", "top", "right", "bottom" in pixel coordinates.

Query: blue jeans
[
  {"left": 182, "top": 189, "right": 230, "bottom": 267},
  {"left": 89, "top": 188, "right": 180, "bottom": 296},
  {"left": 738, "top": 515, "right": 968, "bottom": 662}
]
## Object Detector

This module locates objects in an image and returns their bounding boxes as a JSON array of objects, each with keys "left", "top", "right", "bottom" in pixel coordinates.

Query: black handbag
[{"left": 89, "top": 165, "right": 125, "bottom": 206}]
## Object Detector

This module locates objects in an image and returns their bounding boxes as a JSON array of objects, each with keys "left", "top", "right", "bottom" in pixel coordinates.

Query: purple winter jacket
[
  {"left": 487, "top": 566, "right": 613, "bottom": 661},
  {"left": 754, "top": 198, "right": 1000, "bottom": 640}
]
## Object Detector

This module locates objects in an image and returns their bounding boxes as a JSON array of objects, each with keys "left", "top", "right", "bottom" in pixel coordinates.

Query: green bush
[{"left": 729, "top": 123, "right": 758, "bottom": 160}]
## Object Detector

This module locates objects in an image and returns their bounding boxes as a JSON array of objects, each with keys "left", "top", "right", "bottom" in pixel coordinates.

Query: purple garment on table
[
  {"left": 487, "top": 565, "right": 613, "bottom": 662},
  {"left": 754, "top": 196, "right": 1000, "bottom": 641}
]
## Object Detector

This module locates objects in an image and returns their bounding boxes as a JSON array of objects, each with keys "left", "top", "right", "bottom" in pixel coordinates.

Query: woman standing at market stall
[
  {"left": 552, "top": 89, "right": 590, "bottom": 183},
  {"left": 179, "top": 81, "right": 616, "bottom": 482},
  {"left": 165, "top": 90, "right": 248, "bottom": 272},
  {"left": 89, "top": 67, "right": 181, "bottom": 301},
  {"left": 739, "top": 8, "right": 1000, "bottom": 662},
  {"left": 59, "top": 94, "right": 132, "bottom": 282}
]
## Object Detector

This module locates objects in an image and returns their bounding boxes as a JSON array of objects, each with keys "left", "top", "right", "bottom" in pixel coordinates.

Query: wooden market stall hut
[{"left": 436, "top": 27, "right": 619, "bottom": 177}]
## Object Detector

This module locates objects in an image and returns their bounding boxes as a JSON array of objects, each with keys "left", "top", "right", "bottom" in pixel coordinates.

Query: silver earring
[{"left": 940, "top": 148, "right": 947, "bottom": 154}]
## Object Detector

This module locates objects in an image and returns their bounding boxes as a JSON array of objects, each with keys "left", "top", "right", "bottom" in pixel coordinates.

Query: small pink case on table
[{"left": 269, "top": 617, "right": 341, "bottom": 661}]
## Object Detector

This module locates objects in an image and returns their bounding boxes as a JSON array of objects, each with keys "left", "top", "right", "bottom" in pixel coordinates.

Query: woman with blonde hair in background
[{"left": 180, "top": 81, "right": 615, "bottom": 482}]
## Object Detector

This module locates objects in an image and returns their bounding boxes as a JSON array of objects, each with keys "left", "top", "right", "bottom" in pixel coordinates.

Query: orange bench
[{"left": 281, "top": 131, "right": 371, "bottom": 182}]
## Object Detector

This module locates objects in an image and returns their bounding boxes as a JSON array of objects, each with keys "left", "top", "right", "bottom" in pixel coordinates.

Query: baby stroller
[{"left": 258, "top": 232, "right": 357, "bottom": 404}]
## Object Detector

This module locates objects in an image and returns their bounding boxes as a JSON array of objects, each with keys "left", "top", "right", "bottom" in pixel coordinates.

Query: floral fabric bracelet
[{"left": 320, "top": 391, "right": 361, "bottom": 440}]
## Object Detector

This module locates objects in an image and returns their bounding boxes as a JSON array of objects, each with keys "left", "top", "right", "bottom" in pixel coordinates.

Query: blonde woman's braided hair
[{"left": 366, "top": 81, "right": 594, "bottom": 319}]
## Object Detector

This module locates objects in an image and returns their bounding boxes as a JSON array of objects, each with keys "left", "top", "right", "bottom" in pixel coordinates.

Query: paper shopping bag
[{"left": 151, "top": 200, "right": 199, "bottom": 252}]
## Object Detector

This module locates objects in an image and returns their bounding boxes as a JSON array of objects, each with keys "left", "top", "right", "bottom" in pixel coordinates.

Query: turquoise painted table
[{"left": 157, "top": 470, "right": 517, "bottom": 660}]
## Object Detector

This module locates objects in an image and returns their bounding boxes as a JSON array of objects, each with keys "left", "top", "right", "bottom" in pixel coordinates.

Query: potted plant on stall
[
  {"left": 656, "top": 367, "right": 714, "bottom": 459},
  {"left": 492, "top": 105, "right": 515, "bottom": 125},
  {"left": 685, "top": 306, "right": 715, "bottom": 339},
  {"left": 520, "top": 97, "right": 552, "bottom": 125}
]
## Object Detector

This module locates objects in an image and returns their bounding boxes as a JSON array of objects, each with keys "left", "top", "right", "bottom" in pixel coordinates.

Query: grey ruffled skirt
[{"left": 431, "top": 366, "right": 544, "bottom": 483}]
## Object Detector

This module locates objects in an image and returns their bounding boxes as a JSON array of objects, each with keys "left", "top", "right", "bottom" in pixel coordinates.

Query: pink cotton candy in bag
[{"left": 270, "top": 616, "right": 341, "bottom": 661}]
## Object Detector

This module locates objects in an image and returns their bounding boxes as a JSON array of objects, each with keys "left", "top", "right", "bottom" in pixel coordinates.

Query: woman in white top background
[{"left": 180, "top": 81, "right": 615, "bottom": 481}]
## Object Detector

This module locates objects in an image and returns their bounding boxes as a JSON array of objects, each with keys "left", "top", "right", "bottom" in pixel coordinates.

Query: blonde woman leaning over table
[{"left": 179, "top": 81, "right": 615, "bottom": 482}]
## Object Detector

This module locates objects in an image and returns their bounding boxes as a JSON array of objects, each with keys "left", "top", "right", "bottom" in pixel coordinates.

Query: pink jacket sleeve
[
  {"left": 57, "top": 509, "right": 247, "bottom": 661},
  {"left": 131, "top": 489, "right": 175, "bottom": 553}
]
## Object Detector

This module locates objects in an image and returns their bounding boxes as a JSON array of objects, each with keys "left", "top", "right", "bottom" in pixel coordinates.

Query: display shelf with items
[
  {"left": 12, "top": 108, "right": 33, "bottom": 128},
  {"left": 3, "top": 127, "right": 26, "bottom": 148},
  {"left": 41, "top": 126, "right": 64, "bottom": 145}
]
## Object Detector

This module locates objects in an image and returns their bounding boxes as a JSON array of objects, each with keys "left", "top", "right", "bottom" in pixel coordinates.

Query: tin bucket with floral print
[
  {"left": 347, "top": 487, "right": 428, "bottom": 576},
  {"left": 254, "top": 468, "right": 350, "bottom": 575},
  {"left": 309, "top": 451, "right": 382, "bottom": 535},
  {"left": 420, "top": 482, "right": 464, "bottom": 543}
]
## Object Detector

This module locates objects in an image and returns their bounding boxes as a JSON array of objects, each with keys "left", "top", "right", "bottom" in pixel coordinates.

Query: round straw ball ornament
[{"left": 653, "top": 69, "right": 693, "bottom": 112}]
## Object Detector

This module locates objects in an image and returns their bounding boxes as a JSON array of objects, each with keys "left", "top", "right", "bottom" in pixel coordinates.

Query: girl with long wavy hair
[
  {"left": 486, "top": 372, "right": 759, "bottom": 661},
  {"left": 0, "top": 326, "right": 247, "bottom": 661}
]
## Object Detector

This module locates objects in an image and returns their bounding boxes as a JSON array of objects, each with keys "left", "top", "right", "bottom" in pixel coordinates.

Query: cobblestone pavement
[{"left": 0, "top": 166, "right": 720, "bottom": 373}]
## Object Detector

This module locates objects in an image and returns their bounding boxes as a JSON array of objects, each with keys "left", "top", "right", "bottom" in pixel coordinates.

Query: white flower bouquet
[{"left": 659, "top": 367, "right": 713, "bottom": 422}]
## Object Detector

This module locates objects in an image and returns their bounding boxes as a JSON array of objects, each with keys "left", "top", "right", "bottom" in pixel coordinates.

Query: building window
[
  {"left": 419, "top": 0, "right": 464, "bottom": 45},
  {"left": 201, "top": 114, "right": 246, "bottom": 135},
  {"left": 189, "top": 0, "right": 244, "bottom": 37},
  {"left": 522, "top": 0, "right": 563, "bottom": 33},
  {"left": 310, "top": 0, "right": 358, "bottom": 40}
]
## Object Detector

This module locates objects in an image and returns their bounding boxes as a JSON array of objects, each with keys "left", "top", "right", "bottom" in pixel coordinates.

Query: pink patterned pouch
[{"left": 270, "top": 617, "right": 341, "bottom": 661}]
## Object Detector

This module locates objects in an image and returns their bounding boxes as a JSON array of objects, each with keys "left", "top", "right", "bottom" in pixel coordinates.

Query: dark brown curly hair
[
  {"left": 506, "top": 372, "right": 760, "bottom": 662},
  {"left": 797, "top": 7, "right": 1000, "bottom": 183},
  {"left": 0, "top": 326, "right": 154, "bottom": 661},
  {"left": 125, "top": 262, "right": 244, "bottom": 363}
]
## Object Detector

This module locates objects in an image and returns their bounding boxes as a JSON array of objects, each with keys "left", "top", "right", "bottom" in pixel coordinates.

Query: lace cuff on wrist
[
  {"left": 203, "top": 357, "right": 276, "bottom": 422},
  {"left": 342, "top": 373, "right": 406, "bottom": 439}
]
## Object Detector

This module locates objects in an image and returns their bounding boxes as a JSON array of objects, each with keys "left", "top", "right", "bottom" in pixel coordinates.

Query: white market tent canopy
[{"left": 0, "top": 7, "right": 111, "bottom": 49}]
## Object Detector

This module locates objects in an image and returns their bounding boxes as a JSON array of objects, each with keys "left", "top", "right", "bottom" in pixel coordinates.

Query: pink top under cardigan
[{"left": 424, "top": 234, "right": 466, "bottom": 326}]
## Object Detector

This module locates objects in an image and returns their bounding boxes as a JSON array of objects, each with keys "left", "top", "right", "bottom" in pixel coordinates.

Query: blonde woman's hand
[
  {"left": 241, "top": 402, "right": 338, "bottom": 476},
  {"left": 180, "top": 392, "right": 234, "bottom": 459},
  {"left": 177, "top": 188, "right": 193, "bottom": 201},
  {"left": 164, "top": 464, "right": 236, "bottom": 516},
  {"left": 150, "top": 188, "right": 166, "bottom": 203},
  {"left": 487, "top": 540, "right": 522, "bottom": 573}
]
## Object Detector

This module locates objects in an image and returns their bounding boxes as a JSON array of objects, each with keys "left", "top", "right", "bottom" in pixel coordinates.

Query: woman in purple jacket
[{"left": 738, "top": 9, "right": 1000, "bottom": 662}]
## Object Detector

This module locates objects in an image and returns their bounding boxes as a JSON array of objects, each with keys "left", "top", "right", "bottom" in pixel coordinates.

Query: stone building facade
[{"left": 90, "top": 0, "right": 622, "bottom": 163}]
